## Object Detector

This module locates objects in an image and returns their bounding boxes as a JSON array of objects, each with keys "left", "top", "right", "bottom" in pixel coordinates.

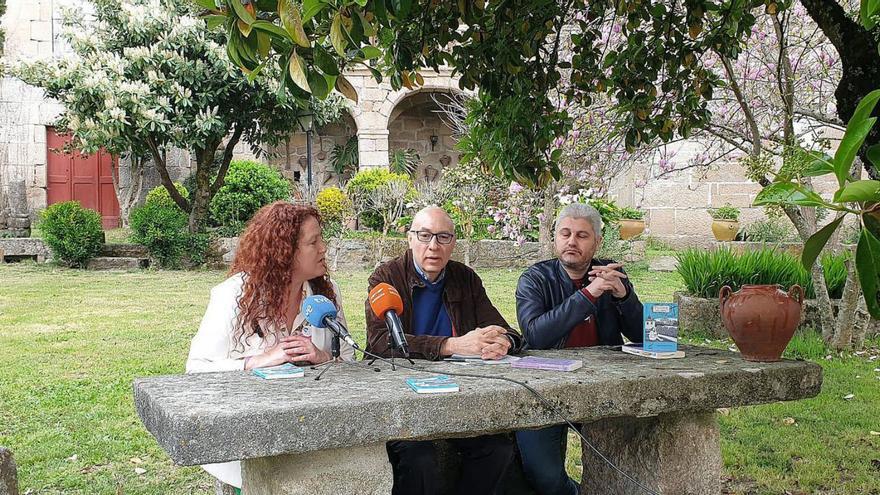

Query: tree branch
[
  {"left": 146, "top": 137, "right": 191, "bottom": 212},
  {"left": 718, "top": 53, "right": 762, "bottom": 158},
  {"left": 210, "top": 126, "right": 244, "bottom": 197}
]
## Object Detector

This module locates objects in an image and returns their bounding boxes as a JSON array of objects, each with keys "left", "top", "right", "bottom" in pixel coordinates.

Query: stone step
[
  {"left": 101, "top": 243, "right": 149, "bottom": 258},
  {"left": 87, "top": 257, "right": 149, "bottom": 270}
]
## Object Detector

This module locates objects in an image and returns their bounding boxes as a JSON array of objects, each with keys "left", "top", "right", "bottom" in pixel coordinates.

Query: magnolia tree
[{"left": 12, "top": 0, "right": 333, "bottom": 232}]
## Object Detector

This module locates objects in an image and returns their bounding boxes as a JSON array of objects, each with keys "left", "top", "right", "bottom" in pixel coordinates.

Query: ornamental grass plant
[{"left": 676, "top": 247, "right": 848, "bottom": 299}]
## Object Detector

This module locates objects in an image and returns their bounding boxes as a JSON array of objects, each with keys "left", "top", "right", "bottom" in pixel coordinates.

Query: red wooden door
[{"left": 46, "top": 128, "right": 120, "bottom": 229}]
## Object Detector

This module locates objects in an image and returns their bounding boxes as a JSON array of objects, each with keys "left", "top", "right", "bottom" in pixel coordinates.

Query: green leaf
[
  {"left": 308, "top": 69, "right": 330, "bottom": 98},
  {"left": 251, "top": 20, "right": 289, "bottom": 38},
  {"left": 856, "top": 228, "right": 880, "bottom": 319},
  {"left": 802, "top": 155, "right": 835, "bottom": 177},
  {"left": 313, "top": 44, "right": 340, "bottom": 76},
  {"left": 288, "top": 49, "right": 311, "bottom": 93},
  {"left": 204, "top": 15, "right": 226, "bottom": 30},
  {"left": 833, "top": 180, "right": 880, "bottom": 203},
  {"left": 849, "top": 89, "right": 880, "bottom": 126},
  {"left": 391, "top": 0, "right": 413, "bottom": 18},
  {"left": 361, "top": 45, "right": 382, "bottom": 60},
  {"left": 357, "top": 10, "right": 377, "bottom": 37},
  {"left": 832, "top": 118, "right": 876, "bottom": 187},
  {"left": 279, "top": 0, "right": 310, "bottom": 48},
  {"left": 366, "top": 65, "right": 383, "bottom": 84},
  {"left": 228, "top": 0, "right": 255, "bottom": 24},
  {"left": 753, "top": 182, "right": 829, "bottom": 208},
  {"left": 862, "top": 0, "right": 879, "bottom": 28},
  {"left": 330, "top": 14, "right": 347, "bottom": 56},
  {"left": 193, "top": 0, "right": 218, "bottom": 9},
  {"left": 867, "top": 144, "right": 880, "bottom": 167},
  {"left": 302, "top": 0, "right": 325, "bottom": 23},
  {"left": 801, "top": 216, "right": 843, "bottom": 271},
  {"left": 864, "top": 207, "right": 880, "bottom": 239}
]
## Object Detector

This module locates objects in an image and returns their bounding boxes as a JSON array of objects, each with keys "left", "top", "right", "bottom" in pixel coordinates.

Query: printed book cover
[
  {"left": 643, "top": 303, "right": 679, "bottom": 352},
  {"left": 622, "top": 343, "right": 685, "bottom": 359},
  {"left": 511, "top": 356, "right": 583, "bottom": 372},
  {"left": 405, "top": 375, "right": 460, "bottom": 394},
  {"left": 252, "top": 363, "right": 305, "bottom": 380}
]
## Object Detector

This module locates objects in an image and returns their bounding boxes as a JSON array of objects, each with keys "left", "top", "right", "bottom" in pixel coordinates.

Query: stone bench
[
  {"left": 134, "top": 347, "right": 822, "bottom": 495},
  {"left": 0, "top": 447, "right": 19, "bottom": 495}
]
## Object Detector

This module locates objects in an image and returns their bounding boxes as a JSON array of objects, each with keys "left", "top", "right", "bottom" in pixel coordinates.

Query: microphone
[
  {"left": 301, "top": 295, "right": 360, "bottom": 349},
  {"left": 368, "top": 283, "right": 409, "bottom": 357}
]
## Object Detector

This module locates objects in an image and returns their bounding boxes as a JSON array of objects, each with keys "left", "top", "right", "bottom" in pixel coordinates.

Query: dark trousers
[
  {"left": 386, "top": 434, "right": 514, "bottom": 495},
  {"left": 515, "top": 425, "right": 579, "bottom": 495}
]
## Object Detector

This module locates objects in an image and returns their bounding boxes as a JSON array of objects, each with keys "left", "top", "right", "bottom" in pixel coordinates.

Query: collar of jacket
[
  {"left": 554, "top": 257, "right": 605, "bottom": 290},
  {"left": 403, "top": 249, "right": 463, "bottom": 303}
]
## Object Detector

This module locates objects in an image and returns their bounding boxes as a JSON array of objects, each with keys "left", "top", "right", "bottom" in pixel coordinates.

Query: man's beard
[{"left": 559, "top": 255, "right": 591, "bottom": 274}]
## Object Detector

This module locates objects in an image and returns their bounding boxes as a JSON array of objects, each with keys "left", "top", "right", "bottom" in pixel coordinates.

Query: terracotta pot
[
  {"left": 711, "top": 220, "right": 739, "bottom": 241},
  {"left": 719, "top": 284, "right": 804, "bottom": 362},
  {"left": 618, "top": 219, "right": 645, "bottom": 240}
]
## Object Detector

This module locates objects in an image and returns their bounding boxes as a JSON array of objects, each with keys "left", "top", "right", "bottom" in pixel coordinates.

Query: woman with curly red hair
[{"left": 185, "top": 200, "right": 354, "bottom": 490}]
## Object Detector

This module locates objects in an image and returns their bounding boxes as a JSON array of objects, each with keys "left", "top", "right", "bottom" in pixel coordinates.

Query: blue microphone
[{"left": 301, "top": 295, "right": 360, "bottom": 349}]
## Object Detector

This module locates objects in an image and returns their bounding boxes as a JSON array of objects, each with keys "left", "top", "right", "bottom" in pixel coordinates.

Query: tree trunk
[
  {"left": 539, "top": 184, "right": 556, "bottom": 259},
  {"left": 851, "top": 296, "right": 871, "bottom": 350},
  {"left": 800, "top": 0, "right": 880, "bottom": 179},
  {"left": 830, "top": 257, "right": 862, "bottom": 350}
]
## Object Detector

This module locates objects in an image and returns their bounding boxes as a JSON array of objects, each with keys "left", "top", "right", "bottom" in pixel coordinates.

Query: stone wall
[
  {"left": 214, "top": 237, "right": 545, "bottom": 270},
  {"left": 609, "top": 141, "right": 847, "bottom": 248},
  {"left": 267, "top": 114, "right": 357, "bottom": 188},
  {"left": 387, "top": 92, "right": 459, "bottom": 183}
]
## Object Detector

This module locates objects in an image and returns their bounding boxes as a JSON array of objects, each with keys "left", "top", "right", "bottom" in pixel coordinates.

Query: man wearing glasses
[{"left": 365, "top": 205, "right": 523, "bottom": 495}]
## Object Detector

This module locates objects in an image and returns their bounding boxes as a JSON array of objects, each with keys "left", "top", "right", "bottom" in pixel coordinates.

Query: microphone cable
[{"left": 348, "top": 346, "right": 661, "bottom": 495}]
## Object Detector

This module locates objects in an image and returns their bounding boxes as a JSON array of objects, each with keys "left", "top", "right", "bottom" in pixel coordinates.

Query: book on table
[
  {"left": 444, "top": 354, "right": 521, "bottom": 365},
  {"left": 643, "top": 302, "right": 679, "bottom": 352},
  {"left": 405, "top": 375, "right": 460, "bottom": 394},
  {"left": 621, "top": 343, "right": 685, "bottom": 359},
  {"left": 511, "top": 356, "right": 583, "bottom": 372},
  {"left": 252, "top": 363, "right": 305, "bottom": 380}
]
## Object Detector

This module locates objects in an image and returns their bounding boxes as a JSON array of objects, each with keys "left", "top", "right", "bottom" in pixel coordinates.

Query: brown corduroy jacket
[{"left": 364, "top": 249, "right": 524, "bottom": 361}]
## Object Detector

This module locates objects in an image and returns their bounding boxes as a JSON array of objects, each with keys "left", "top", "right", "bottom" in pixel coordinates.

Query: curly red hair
[{"left": 229, "top": 201, "right": 336, "bottom": 349}]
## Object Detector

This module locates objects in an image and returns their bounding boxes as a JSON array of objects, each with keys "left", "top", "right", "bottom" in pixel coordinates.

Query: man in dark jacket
[
  {"left": 514, "top": 202, "right": 643, "bottom": 495},
  {"left": 366, "top": 206, "right": 523, "bottom": 495}
]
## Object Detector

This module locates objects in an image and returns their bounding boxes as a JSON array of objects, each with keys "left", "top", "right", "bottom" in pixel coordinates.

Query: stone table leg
[
  {"left": 580, "top": 412, "right": 721, "bottom": 495},
  {"left": 241, "top": 442, "right": 393, "bottom": 495}
]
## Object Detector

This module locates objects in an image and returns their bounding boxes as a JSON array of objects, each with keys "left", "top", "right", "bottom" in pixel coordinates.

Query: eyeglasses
[{"left": 409, "top": 230, "right": 455, "bottom": 245}]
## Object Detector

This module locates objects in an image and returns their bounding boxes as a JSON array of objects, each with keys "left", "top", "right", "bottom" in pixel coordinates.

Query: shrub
[
  {"left": 316, "top": 186, "right": 352, "bottom": 237},
  {"left": 618, "top": 206, "right": 645, "bottom": 220},
  {"left": 743, "top": 218, "right": 798, "bottom": 242},
  {"left": 586, "top": 197, "right": 621, "bottom": 226},
  {"left": 675, "top": 247, "right": 848, "bottom": 299},
  {"left": 708, "top": 204, "right": 740, "bottom": 221},
  {"left": 345, "top": 168, "right": 413, "bottom": 231},
  {"left": 38, "top": 201, "right": 104, "bottom": 267},
  {"left": 209, "top": 160, "right": 290, "bottom": 235},
  {"left": 145, "top": 183, "right": 188, "bottom": 210},
  {"left": 129, "top": 202, "right": 209, "bottom": 269}
]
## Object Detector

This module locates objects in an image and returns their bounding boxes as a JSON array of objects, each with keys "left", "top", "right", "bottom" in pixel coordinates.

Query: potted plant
[
  {"left": 617, "top": 207, "right": 646, "bottom": 240},
  {"left": 709, "top": 204, "right": 740, "bottom": 241}
]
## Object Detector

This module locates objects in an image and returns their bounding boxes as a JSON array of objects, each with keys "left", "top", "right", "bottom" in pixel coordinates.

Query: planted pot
[
  {"left": 618, "top": 219, "right": 646, "bottom": 240},
  {"left": 719, "top": 284, "right": 804, "bottom": 362},
  {"left": 711, "top": 220, "right": 739, "bottom": 241}
]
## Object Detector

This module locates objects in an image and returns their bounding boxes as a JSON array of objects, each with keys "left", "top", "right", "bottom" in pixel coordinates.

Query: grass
[{"left": 1, "top": 261, "right": 878, "bottom": 494}]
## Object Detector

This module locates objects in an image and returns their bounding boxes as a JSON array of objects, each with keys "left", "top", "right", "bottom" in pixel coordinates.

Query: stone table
[{"left": 134, "top": 347, "right": 822, "bottom": 495}]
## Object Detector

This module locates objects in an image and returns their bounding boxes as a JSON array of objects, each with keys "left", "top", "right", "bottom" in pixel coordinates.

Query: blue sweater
[{"left": 411, "top": 263, "right": 453, "bottom": 337}]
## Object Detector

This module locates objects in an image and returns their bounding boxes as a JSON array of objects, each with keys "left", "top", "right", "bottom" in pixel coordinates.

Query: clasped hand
[
  {"left": 441, "top": 325, "right": 511, "bottom": 360},
  {"left": 585, "top": 263, "right": 628, "bottom": 299}
]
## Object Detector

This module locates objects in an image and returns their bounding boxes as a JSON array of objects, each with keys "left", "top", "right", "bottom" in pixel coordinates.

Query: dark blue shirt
[{"left": 411, "top": 261, "right": 453, "bottom": 337}]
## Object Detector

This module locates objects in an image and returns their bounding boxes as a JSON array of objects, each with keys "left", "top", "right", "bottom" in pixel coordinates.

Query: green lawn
[{"left": 0, "top": 262, "right": 878, "bottom": 494}]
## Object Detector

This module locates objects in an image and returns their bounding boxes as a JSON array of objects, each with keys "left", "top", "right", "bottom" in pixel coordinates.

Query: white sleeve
[
  {"left": 333, "top": 281, "right": 356, "bottom": 362},
  {"left": 186, "top": 284, "right": 247, "bottom": 373}
]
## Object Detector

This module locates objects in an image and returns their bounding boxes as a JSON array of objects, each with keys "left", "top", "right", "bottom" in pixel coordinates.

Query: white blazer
[{"left": 185, "top": 273, "right": 354, "bottom": 487}]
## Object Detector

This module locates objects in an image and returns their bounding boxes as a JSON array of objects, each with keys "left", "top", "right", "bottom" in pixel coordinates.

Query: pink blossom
[
  {"left": 509, "top": 182, "right": 524, "bottom": 194},
  {"left": 634, "top": 179, "right": 647, "bottom": 188}
]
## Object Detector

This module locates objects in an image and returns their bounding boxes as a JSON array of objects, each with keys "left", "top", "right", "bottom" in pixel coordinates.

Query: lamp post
[{"left": 299, "top": 112, "right": 314, "bottom": 189}]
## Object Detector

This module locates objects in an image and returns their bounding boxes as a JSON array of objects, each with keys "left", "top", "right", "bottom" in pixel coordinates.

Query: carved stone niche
[{"left": 4, "top": 180, "right": 30, "bottom": 237}]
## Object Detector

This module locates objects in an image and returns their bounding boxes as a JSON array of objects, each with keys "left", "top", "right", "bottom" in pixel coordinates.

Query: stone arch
[
  {"left": 384, "top": 87, "right": 466, "bottom": 183},
  {"left": 269, "top": 109, "right": 359, "bottom": 188}
]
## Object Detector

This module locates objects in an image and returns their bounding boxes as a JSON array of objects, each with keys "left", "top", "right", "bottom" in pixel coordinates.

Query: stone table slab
[{"left": 134, "top": 346, "right": 822, "bottom": 467}]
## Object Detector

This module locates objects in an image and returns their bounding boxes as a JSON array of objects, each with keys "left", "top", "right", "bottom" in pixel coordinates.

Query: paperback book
[
  {"left": 621, "top": 343, "right": 685, "bottom": 359},
  {"left": 511, "top": 356, "right": 583, "bottom": 372},
  {"left": 444, "top": 354, "right": 521, "bottom": 365},
  {"left": 405, "top": 375, "right": 460, "bottom": 394},
  {"left": 252, "top": 363, "right": 305, "bottom": 380},
  {"left": 643, "top": 303, "right": 679, "bottom": 352}
]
